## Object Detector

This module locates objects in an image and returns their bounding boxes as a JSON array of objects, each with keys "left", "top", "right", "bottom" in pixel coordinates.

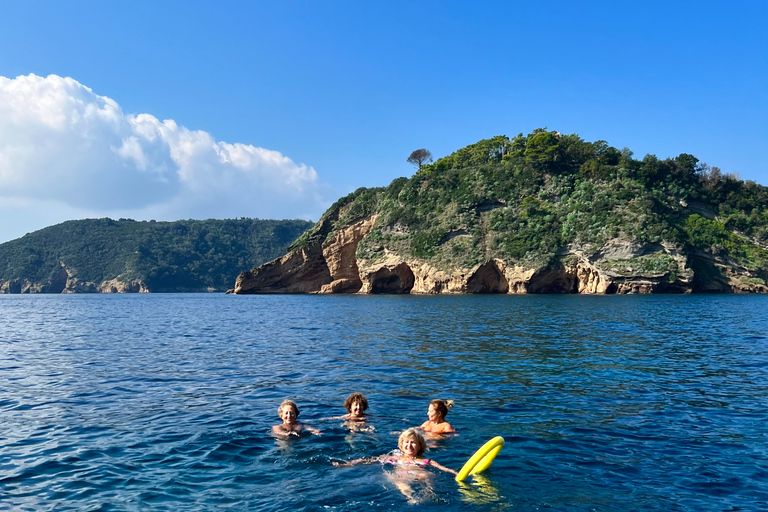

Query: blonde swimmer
[{"left": 333, "top": 428, "right": 456, "bottom": 503}]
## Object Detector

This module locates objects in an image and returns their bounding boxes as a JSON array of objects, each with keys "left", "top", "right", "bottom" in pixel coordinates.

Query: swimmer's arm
[
  {"left": 272, "top": 425, "right": 302, "bottom": 438},
  {"left": 321, "top": 413, "right": 370, "bottom": 420},
  {"left": 304, "top": 424, "right": 321, "bottom": 436},
  {"left": 428, "top": 460, "right": 458, "bottom": 475},
  {"left": 332, "top": 455, "right": 384, "bottom": 467}
]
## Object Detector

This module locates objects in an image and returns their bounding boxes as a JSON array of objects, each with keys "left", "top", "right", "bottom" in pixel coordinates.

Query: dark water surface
[{"left": 1, "top": 294, "right": 767, "bottom": 511}]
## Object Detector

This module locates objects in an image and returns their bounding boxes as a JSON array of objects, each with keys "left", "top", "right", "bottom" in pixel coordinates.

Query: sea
[{"left": 1, "top": 294, "right": 767, "bottom": 511}]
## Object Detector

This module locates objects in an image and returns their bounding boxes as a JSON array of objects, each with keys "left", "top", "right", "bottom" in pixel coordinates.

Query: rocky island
[
  {"left": 0, "top": 218, "right": 312, "bottom": 293},
  {"left": 235, "top": 130, "right": 768, "bottom": 294}
]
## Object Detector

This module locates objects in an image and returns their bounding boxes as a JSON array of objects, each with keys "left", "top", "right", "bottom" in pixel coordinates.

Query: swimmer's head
[
  {"left": 344, "top": 393, "right": 369, "bottom": 413},
  {"left": 278, "top": 400, "right": 299, "bottom": 419},
  {"left": 428, "top": 399, "right": 453, "bottom": 419},
  {"left": 398, "top": 428, "right": 426, "bottom": 457}
]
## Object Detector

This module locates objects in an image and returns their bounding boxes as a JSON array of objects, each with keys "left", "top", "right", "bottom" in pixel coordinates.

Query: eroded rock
[
  {"left": 360, "top": 261, "right": 415, "bottom": 294},
  {"left": 233, "top": 218, "right": 766, "bottom": 295},
  {"left": 236, "top": 216, "right": 377, "bottom": 294},
  {"left": 466, "top": 261, "right": 508, "bottom": 294},
  {"left": 319, "top": 216, "right": 377, "bottom": 294},
  {"left": 98, "top": 279, "right": 149, "bottom": 293},
  {"left": 235, "top": 245, "right": 332, "bottom": 294}
]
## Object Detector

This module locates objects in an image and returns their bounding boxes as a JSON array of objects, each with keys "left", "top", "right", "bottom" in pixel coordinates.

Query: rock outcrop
[
  {"left": 319, "top": 216, "right": 378, "bottom": 293},
  {"left": 234, "top": 216, "right": 728, "bottom": 294},
  {"left": 95, "top": 278, "right": 149, "bottom": 293},
  {"left": 0, "top": 279, "right": 42, "bottom": 294},
  {"left": 232, "top": 130, "right": 768, "bottom": 295},
  {"left": 236, "top": 219, "right": 758, "bottom": 294},
  {"left": 688, "top": 249, "right": 768, "bottom": 293},
  {"left": 234, "top": 244, "right": 331, "bottom": 293},
  {"left": 234, "top": 215, "right": 378, "bottom": 294},
  {"left": 0, "top": 262, "right": 149, "bottom": 294}
]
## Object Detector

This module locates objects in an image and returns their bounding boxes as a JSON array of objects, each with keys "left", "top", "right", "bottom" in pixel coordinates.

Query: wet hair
[
  {"left": 429, "top": 399, "right": 454, "bottom": 419},
  {"left": 278, "top": 400, "right": 299, "bottom": 418},
  {"left": 344, "top": 393, "right": 369, "bottom": 413},
  {"left": 398, "top": 428, "right": 427, "bottom": 457}
]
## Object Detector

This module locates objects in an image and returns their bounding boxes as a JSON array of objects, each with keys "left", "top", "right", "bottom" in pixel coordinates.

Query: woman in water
[
  {"left": 420, "top": 399, "right": 456, "bottom": 435},
  {"left": 323, "top": 393, "right": 370, "bottom": 422},
  {"left": 272, "top": 399, "right": 320, "bottom": 437},
  {"left": 333, "top": 428, "right": 456, "bottom": 503}
]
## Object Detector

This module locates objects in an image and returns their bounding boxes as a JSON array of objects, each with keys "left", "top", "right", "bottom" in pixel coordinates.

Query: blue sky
[{"left": 0, "top": 1, "right": 766, "bottom": 244}]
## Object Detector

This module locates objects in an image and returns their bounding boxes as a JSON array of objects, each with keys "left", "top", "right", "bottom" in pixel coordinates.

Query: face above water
[
  {"left": 400, "top": 436, "right": 419, "bottom": 457},
  {"left": 349, "top": 401, "right": 364, "bottom": 417},
  {"left": 280, "top": 406, "right": 297, "bottom": 424},
  {"left": 427, "top": 404, "right": 441, "bottom": 422}
]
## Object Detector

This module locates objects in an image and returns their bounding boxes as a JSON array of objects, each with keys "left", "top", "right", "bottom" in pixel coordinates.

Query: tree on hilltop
[{"left": 407, "top": 149, "right": 433, "bottom": 170}]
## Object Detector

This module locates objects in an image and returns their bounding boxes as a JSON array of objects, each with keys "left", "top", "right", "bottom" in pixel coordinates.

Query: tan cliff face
[
  {"left": 234, "top": 245, "right": 331, "bottom": 294},
  {"left": 235, "top": 214, "right": 768, "bottom": 295},
  {"left": 320, "top": 216, "right": 378, "bottom": 293},
  {"left": 233, "top": 216, "right": 378, "bottom": 294},
  {"left": 94, "top": 279, "right": 149, "bottom": 293}
]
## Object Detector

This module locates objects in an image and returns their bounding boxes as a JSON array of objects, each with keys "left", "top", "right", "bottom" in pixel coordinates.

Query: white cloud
[{"left": 0, "top": 74, "right": 326, "bottom": 242}]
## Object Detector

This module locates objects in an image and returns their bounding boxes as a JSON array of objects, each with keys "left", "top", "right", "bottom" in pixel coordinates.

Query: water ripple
[{"left": 1, "top": 294, "right": 768, "bottom": 511}]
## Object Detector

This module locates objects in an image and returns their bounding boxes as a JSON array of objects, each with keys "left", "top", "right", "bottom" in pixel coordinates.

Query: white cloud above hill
[{"left": 0, "top": 74, "right": 325, "bottom": 242}]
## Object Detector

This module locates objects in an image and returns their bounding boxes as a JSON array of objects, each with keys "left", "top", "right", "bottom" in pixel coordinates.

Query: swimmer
[
  {"left": 420, "top": 399, "right": 456, "bottom": 434},
  {"left": 323, "top": 393, "right": 370, "bottom": 421},
  {"left": 272, "top": 399, "right": 321, "bottom": 437},
  {"left": 333, "top": 428, "right": 456, "bottom": 503}
]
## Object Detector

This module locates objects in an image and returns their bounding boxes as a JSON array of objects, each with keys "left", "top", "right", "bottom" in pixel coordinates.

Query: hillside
[
  {"left": 235, "top": 129, "right": 768, "bottom": 294},
  {"left": 0, "top": 218, "right": 313, "bottom": 293}
]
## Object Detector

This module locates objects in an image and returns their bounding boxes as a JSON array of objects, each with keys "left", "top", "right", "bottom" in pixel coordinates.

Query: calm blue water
[{"left": 1, "top": 294, "right": 767, "bottom": 511}]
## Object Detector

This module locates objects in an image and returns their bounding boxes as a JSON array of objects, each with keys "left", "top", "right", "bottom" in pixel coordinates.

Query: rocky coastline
[{"left": 234, "top": 207, "right": 767, "bottom": 295}]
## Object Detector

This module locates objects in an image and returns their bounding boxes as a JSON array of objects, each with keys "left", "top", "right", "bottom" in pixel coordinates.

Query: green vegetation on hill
[
  {"left": 0, "top": 218, "right": 313, "bottom": 292},
  {"left": 296, "top": 128, "right": 768, "bottom": 286}
]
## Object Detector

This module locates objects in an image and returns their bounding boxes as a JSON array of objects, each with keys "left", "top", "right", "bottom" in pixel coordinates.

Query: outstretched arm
[
  {"left": 428, "top": 459, "right": 458, "bottom": 475},
  {"left": 332, "top": 455, "right": 383, "bottom": 467}
]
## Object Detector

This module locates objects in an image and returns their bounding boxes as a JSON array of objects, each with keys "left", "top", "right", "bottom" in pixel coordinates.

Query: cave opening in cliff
[
  {"left": 369, "top": 263, "right": 415, "bottom": 294},
  {"left": 466, "top": 261, "right": 509, "bottom": 294},
  {"left": 527, "top": 266, "right": 578, "bottom": 294},
  {"left": 44, "top": 268, "right": 69, "bottom": 294}
]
